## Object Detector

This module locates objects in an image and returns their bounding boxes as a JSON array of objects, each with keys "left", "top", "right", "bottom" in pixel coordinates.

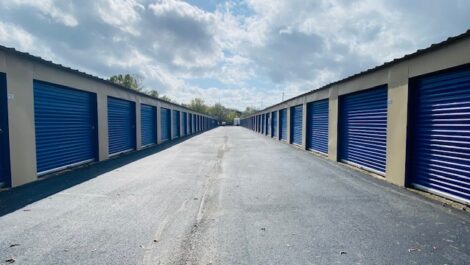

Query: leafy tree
[
  {"left": 240, "top": 106, "right": 258, "bottom": 118},
  {"left": 145, "top": 89, "right": 159, "bottom": 98},
  {"left": 160, "top": 95, "right": 174, "bottom": 103},
  {"left": 188, "top": 98, "right": 208, "bottom": 114},
  {"left": 109, "top": 74, "right": 144, "bottom": 91}
]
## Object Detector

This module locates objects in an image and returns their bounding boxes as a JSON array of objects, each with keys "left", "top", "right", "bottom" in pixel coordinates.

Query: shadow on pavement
[{"left": 0, "top": 131, "right": 209, "bottom": 217}]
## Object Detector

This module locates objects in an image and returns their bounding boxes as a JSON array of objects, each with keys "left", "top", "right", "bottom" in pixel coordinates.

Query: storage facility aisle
[{"left": 0, "top": 127, "right": 469, "bottom": 265}]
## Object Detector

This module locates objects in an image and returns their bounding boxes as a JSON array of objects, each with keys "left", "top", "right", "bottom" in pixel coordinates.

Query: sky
[{"left": 0, "top": 0, "right": 469, "bottom": 110}]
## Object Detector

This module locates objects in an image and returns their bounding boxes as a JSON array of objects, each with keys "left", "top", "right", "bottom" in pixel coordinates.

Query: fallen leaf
[
  {"left": 9, "top": 244, "right": 20, "bottom": 248},
  {"left": 340, "top": 251, "right": 347, "bottom": 255},
  {"left": 5, "top": 257, "right": 15, "bottom": 263}
]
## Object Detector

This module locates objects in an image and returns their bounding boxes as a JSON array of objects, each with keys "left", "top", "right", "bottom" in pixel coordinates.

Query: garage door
[
  {"left": 141, "top": 104, "right": 156, "bottom": 147},
  {"left": 409, "top": 66, "right": 470, "bottom": 204},
  {"left": 188, "top": 113, "right": 193, "bottom": 134},
  {"left": 172, "top": 110, "right": 180, "bottom": 139},
  {"left": 266, "top": 113, "right": 270, "bottom": 135},
  {"left": 182, "top": 112, "right": 187, "bottom": 136},
  {"left": 108, "top": 97, "right": 135, "bottom": 156},
  {"left": 34, "top": 81, "right": 97, "bottom": 175},
  {"left": 291, "top": 105, "right": 303, "bottom": 145},
  {"left": 271, "top": 111, "right": 277, "bottom": 137},
  {"left": 339, "top": 86, "right": 387, "bottom": 174},
  {"left": 0, "top": 73, "right": 10, "bottom": 186},
  {"left": 307, "top": 99, "right": 329, "bottom": 154},
  {"left": 280, "top": 109, "right": 287, "bottom": 141},
  {"left": 161, "top": 108, "right": 171, "bottom": 141}
]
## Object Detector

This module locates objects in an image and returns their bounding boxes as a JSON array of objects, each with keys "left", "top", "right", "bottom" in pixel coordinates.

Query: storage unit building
[
  {"left": 307, "top": 99, "right": 329, "bottom": 154},
  {"left": 339, "top": 86, "right": 388, "bottom": 174},
  {"left": 160, "top": 107, "right": 171, "bottom": 141},
  {"left": 408, "top": 65, "right": 470, "bottom": 204},
  {"left": 239, "top": 30, "right": 470, "bottom": 205},
  {"left": 290, "top": 105, "right": 303, "bottom": 145},
  {"left": 108, "top": 97, "right": 135, "bottom": 156},
  {"left": 34, "top": 81, "right": 98, "bottom": 175},
  {"left": 140, "top": 104, "right": 157, "bottom": 147},
  {"left": 172, "top": 110, "right": 180, "bottom": 139}
]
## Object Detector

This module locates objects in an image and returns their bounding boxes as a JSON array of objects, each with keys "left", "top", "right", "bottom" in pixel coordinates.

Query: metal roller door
[
  {"left": 160, "top": 107, "right": 171, "bottom": 141},
  {"left": 188, "top": 113, "right": 193, "bottom": 134},
  {"left": 0, "top": 73, "right": 10, "bottom": 186},
  {"left": 279, "top": 109, "right": 287, "bottom": 141},
  {"left": 271, "top": 111, "right": 277, "bottom": 137},
  {"left": 108, "top": 97, "right": 135, "bottom": 156},
  {"left": 172, "top": 110, "right": 180, "bottom": 139},
  {"left": 409, "top": 66, "right": 470, "bottom": 204},
  {"left": 266, "top": 113, "right": 270, "bottom": 135},
  {"left": 339, "top": 86, "right": 387, "bottom": 174},
  {"left": 34, "top": 81, "right": 97, "bottom": 175},
  {"left": 290, "top": 105, "right": 303, "bottom": 145},
  {"left": 193, "top": 115, "right": 196, "bottom": 133},
  {"left": 182, "top": 112, "right": 187, "bottom": 136},
  {"left": 307, "top": 99, "right": 329, "bottom": 154},
  {"left": 141, "top": 104, "right": 156, "bottom": 147}
]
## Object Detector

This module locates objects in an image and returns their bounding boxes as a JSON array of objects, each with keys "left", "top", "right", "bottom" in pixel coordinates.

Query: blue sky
[{"left": 0, "top": 0, "right": 469, "bottom": 110}]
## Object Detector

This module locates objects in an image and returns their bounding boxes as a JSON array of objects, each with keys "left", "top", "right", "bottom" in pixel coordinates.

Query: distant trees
[
  {"left": 240, "top": 106, "right": 258, "bottom": 118},
  {"left": 109, "top": 73, "right": 159, "bottom": 99},
  {"left": 109, "top": 74, "right": 144, "bottom": 91},
  {"left": 109, "top": 74, "right": 247, "bottom": 123}
]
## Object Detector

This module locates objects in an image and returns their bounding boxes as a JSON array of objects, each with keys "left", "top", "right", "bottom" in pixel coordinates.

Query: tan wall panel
[{"left": 5, "top": 56, "right": 37, "bottom": 186}]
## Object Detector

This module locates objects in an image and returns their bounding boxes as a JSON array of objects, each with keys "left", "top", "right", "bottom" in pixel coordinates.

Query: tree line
[{"left": 109, "top": 74, "right": 258, "bottom": 123}]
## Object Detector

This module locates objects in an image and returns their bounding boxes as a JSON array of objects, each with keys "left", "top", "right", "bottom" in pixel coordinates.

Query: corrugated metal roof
[
  {"left": 0, "top": 45, "right": 215, "bottom": 118},
  {"left": 254, "top": 29, "right": 470, "bottom": 114}
]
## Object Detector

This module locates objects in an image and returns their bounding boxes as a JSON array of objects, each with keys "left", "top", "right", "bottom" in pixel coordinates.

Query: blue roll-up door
[
  {"left": 0, "top": 73, "right": 10, "bottom": 186},
  {"left": 192, "top": 115, "right": 196, "bottom": 133},
  {"left": 280, "top": 109, "right": 287, "bottom": 141},
  {"left": 307, "top": 99, "right": 329, "bottom": 154},
  {"left": 188, "top": 113, "right": 192, "bottom": 134},
  {"left": 141, "top": 104, "right": 156, "bottom": 147},
  {"left": 172, "top": 110, "right": 180, "bottom": 139},
  {"left": 409, "top": 66, "right": 470, "bottom": 204},
  {"left": 34, "top": 81, "right": 97, "bottom": 175},
  {"left": 266, "top": 113, "right": 270, "bottom": 135},
  {"left": 339, "top": 86, "right": 387, "bottom": 174},
  {"left": 160, "top": 108, "right": 171, "bottom": 141},
  {"left": 108, "top": 97, "right": 135, "bottom": 156},
  {"left": 291, "top": 105, "right": 303, "bottom": 145},
  {"left": 271, "top": 111, "right": 277, "bottom": 137},
  {"left": 182, "top": 112, "right": 187, "bottom": 136}
]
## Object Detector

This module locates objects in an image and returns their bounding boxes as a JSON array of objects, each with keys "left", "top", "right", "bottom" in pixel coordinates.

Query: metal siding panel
[
  {"left": 0, "top": 73, "right": 10, "bottom": 186},
  {"left": 291, "top": 105, "right": 303, "bottom": 145},
  {"left": 307, "top": 99, "right": 329, "bottom": 154},
  {"left": 410, "top": 66, "right": 470, "bottom": 204},
  {"left": 160, "top": 108, "right": 171, "bottom": 141},
  {"left": 271, "top": 111, "right": 277, "bottom": 137},
  {"left": 339, "top": 86, "right": 387, "bottom": 174},
  {"left": 280, "top": 109, "right": 287, "bottom": 141},
  {"left": 172, "top": 110, "right": 180, "bottom": 138},
  {"left": 108, "top": 97, "right": 136, "bottom": 156},
  {"left": 34, "top": 81, "right": 98, "bottom": 174},
  {"left": 140, "top": 104, "right": 156, "bottom": 146}
]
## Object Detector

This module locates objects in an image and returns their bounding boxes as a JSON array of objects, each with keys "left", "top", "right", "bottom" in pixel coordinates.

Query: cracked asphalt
[{"left": 0, "top": 126, "right": 469, "bottom": 265}]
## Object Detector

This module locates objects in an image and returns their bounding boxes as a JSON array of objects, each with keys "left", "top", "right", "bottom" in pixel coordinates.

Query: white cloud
[
  {"left": 0, "top": 0, "right": 469, "bottom": 110},
  {"left": 96, "top": 0, "right": 144, "bottom": 35},
  {"left": 5, "top": 0, "right": 78, "bottom": 27}
]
